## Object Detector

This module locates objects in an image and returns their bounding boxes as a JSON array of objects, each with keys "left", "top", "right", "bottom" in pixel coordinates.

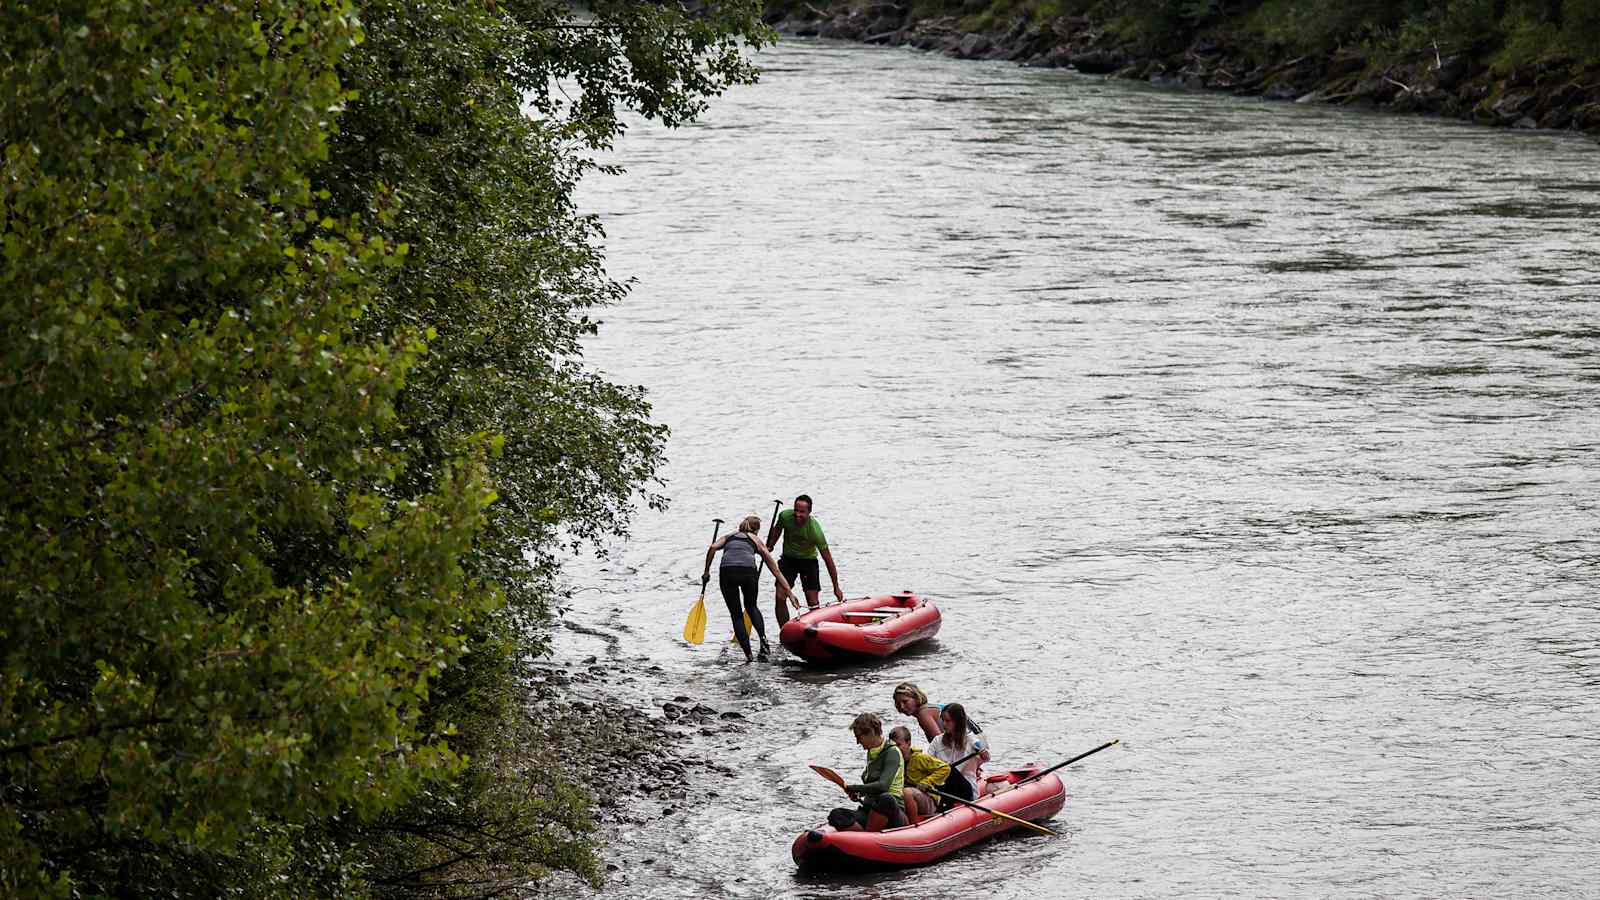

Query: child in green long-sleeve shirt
[{"left": 826, "top": 713, "right": 907, "bottom": 832}]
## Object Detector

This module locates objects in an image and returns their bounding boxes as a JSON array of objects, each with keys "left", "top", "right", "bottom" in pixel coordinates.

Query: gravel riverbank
[{"left": 526, "top": 619, "right": 757, "bottom": 895}]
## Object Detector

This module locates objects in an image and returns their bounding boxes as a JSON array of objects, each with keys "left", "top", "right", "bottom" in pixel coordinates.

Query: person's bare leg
[
  {"left": 902, "top": 787, "right": 929, "bottom": 823},
  {"left": 773, "top": 580, "right": 789, "bottom": 628}
]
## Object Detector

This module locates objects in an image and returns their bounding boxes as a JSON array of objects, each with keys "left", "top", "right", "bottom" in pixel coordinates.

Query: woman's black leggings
[
  {"left": 718, "top": 567, "right": 766, "bottom": 658},
  {"left": 941, "top": 767, "right": 976, "bottom": 803}
]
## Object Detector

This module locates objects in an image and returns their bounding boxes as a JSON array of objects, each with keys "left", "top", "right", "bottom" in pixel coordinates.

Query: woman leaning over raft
[
  {"left": 892, "top": 682, "right": 944, "bottom": 741},
  {"left": 703, "top": 515, "right": 798, "bottom": 663},
  {"left": 893, "top": 682, "right": 992, "bottom": 752}
]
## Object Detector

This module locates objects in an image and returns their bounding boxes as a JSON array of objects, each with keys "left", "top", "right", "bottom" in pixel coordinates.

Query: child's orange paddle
[{"left": 809, "top": 764, "right": 851, "bottom": 794}]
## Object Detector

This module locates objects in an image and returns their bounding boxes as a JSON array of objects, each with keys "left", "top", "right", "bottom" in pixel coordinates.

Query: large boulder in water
[
  {"left": 866, "top": 11, "right": 905, "bottom": 35},
  {"left": 1263, "top": 80, "right": 1301, "bottom": 101},
  {"left": 1490, "top": 90, "right": 1538, "bottom": 123},
  {"left": 1573, "top": 101, "right": 1600, "bottom": 130},
  {"left": 1026, "top": 46, "right": 1075, "bottom": 68},
  {"left": 1068, "top": 49, "right": 1125, "bottom": 74},
  {"left": 954, "top": 33, "right": 992, "bottom": 59},
  {"left": 818, "top": 16, "right": 866, "bottom": 41}
]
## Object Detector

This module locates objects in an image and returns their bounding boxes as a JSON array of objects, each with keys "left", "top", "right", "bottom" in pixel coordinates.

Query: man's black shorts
[{"left": 779, "top": 555, "right": 821, "bottom": 593}]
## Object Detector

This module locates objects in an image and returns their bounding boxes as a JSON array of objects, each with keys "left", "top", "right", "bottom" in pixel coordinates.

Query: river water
[{"left": 561, "top": 37, "right": 1600, "bottom": 899}]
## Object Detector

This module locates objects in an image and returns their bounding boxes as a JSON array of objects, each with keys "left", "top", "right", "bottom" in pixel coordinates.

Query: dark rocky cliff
[{"left": 764, "top": 1, "right": 1600, "bottom": 134}]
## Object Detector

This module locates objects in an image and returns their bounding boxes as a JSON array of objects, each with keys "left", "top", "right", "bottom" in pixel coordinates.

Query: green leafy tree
[
  {"left": 2, "top": 0, "right": 766, "bottom": 897},
  {"left": 318, "top": 2, "right": 766, "bottom": 893},
  {"left": 323, "top": 0, "right": 770, "bottom": 618}
]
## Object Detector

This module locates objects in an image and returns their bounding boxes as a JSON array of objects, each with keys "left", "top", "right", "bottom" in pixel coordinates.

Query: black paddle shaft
[
  {"left": 1015, "top": 739, "right": 1119, "bottom": 788},
  {"left": 950, "top": 748, "right": 981, "bottom": 768},
  {"left": 766, "top": 499, "right": 784, "bottom": 600},
  {"left": 700, "top": 519, "right": 724, "bottom": 597},
  {"left": 768, "top": 498, "right": 781, "bottom": 566},
  {"left": 765, "top": 498, "right": 783, "bottom": 550}
]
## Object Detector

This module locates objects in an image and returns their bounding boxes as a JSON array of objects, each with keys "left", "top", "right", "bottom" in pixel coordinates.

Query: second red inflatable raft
[
  {"left": 791, "top": 766, "right": 1065, "bottom": 871},
  {"left": 777, "top": 592, "right": 940, "bottom": 663}
]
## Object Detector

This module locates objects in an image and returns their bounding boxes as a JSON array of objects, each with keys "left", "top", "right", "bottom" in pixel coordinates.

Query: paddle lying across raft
[{"left": 778, "top": 591, "right": 941, "bottom": 662}]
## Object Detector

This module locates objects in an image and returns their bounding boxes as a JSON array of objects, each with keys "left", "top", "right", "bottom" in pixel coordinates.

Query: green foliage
[
  {"left": 1493, "top": 0, "right": 1600, "bottom": 63},
  {"left": 1392, "top": 0, "right": 1504, "bottom": 55},
  {"left": 352, "top": 659, "right": 606, "bottom": 897},
  {"left": 324, "top": 0, "right": 768, "bottom": 628},
  {"left": 317, "top": 8, "right": 766, "bottom": 888},
  {"left": 1240, "top": 0, "right": 1424, "bottom": 50},
  {"left": 2, "top": 0, "right": 767, "bottom": 896},
  {"left": 1, "top": 1, "right": 494, "bottom": 892}
]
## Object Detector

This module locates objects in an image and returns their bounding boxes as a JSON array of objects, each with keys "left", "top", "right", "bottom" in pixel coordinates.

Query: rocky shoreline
[
  {"left": 765, "top": 3, "right": 1600, "bottom": 135},
  {"left": 525, "top": 627, "right": 752, "bottom": 893}
]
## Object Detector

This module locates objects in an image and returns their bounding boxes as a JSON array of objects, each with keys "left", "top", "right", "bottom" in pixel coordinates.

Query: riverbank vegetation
[
  {"left": 1, "top": 2, "right": 766, "bottom": 897},
  {"left": 771, "top": 0, "right": 1600, "bottom": 130},
  {"left": 939, "top": 0, "right": 1600, "bottom": 67}
]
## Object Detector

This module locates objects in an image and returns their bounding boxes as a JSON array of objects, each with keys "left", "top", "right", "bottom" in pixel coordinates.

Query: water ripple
[{"left": 565, "top": 37, "right": 1600, "bottom": 899}]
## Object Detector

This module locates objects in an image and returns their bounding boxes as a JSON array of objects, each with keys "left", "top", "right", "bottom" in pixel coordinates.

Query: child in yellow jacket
[{"left": 888, "top": 725, "right": 951, "bottom": 821}]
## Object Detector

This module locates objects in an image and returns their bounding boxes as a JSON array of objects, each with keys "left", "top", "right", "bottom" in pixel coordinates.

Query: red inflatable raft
[
  {"left": 791, "top": 766, "right": 1065, "bottom": 871},
  {"left": 778, "top": 592, "right": 940, "bottom": 663}
]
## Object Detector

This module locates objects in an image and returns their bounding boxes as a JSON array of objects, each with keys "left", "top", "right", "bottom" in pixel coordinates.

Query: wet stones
[
  {"left": 661, "top": 699, "right": 739, "bottom": 728},
  {"left": 525, "top": 643, "right": 762, "bottom": 875}
]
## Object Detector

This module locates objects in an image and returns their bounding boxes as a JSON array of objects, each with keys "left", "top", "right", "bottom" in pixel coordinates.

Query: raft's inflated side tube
[
  {"left": 790, "top": 767, "right": 1065, "bottom": 871},
  {"left": 777, "top": 592, "right": 941, "bottom": 663}
]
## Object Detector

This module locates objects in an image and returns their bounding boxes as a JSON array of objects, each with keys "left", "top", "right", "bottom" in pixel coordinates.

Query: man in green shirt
[{"left": 765, "top": 493, "right": 843, "bottom": 625}]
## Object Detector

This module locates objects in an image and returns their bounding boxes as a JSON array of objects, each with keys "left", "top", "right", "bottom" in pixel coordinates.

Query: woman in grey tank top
[{"left": 702, "top": 515, "right": 798, "bottom": 662}]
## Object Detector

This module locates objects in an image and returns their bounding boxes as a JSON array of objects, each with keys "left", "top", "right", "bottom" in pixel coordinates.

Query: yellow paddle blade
[
  {"left": 983, "top": 806, "right": 1055, "bottom": 837},
  {"left": 682, "top": 597, "right": 707, "bottom": 644}
]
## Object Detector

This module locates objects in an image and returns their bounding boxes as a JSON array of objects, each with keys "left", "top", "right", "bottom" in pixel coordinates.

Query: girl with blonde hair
[{"left": 892, "top": 682, "right": 939, "bottom": 741}]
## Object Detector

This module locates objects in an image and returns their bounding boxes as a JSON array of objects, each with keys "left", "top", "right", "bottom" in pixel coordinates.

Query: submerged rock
[
  {"left": 1069, "top": 49, "right": 1124, "bottom": 75},
  {"left": 955, "top": 33, "right": 992, "bottom": 59}
]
